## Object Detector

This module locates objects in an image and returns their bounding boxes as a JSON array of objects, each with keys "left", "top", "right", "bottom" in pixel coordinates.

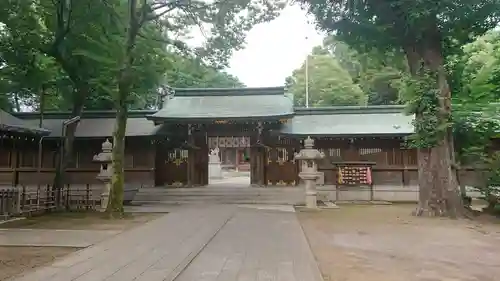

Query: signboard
[{"left": 337, "top": 166, "right": 372, "bottom": 185}]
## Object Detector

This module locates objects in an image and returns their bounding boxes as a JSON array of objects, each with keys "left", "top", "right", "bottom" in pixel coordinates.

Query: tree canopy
[
  {"left": 449, "top": 29, "right": 500, "bottom": 105},
  {"left": 0, "top": 0, "right": 246, "bottom": 112},
  {"left": 298, "top": 0, "right": 500, "bottom": 217},
  {"left": 287, "top": 36, "right": 406, "bottom": 106},
  {"left": 286, "top": 46, "right": 366, "bottom": 106}
]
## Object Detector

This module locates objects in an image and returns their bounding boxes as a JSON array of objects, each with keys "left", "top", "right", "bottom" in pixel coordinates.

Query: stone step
[
  {"left": 133, "top": 185, "right": 306, "bottom": 206},
  {"left": 134, "top": 201, "right": 302, "bottom": 206}
]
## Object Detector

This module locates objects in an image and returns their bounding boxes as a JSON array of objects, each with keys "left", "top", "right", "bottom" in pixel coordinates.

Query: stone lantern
[
  {"left": 93, "top": 139, "right": 113, "bottom": 211},
  {"left": 294, "top": 136, "right": 325, "bottom": 209}
]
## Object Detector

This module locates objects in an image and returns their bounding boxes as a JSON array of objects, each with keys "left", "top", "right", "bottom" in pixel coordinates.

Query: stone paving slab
[
  {"left": 11, "top": 206, "right": 235, "bottom": 281},
  {"left": 0, "top": 229, "right": 120, "bottom": 247},
  {"left": 175, "top": 207, "right": 322, "bottom": 281}
]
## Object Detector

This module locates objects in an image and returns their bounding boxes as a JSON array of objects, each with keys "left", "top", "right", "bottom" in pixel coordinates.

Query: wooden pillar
[
  {"left": 343, "top": 138, "right": 359, "bottom": 161},
  {"left": 251, "top": 146, "right": 265, "bottom": 186},
  {"left": 12, "top": 135, "right": 19, "bottom": 186},
  {"left": 401, "top": 145, "right": 409, "bottom": 186},
  {"left": 194, "top": 133, "right": 209, "bottom": 186},
  {"left": 250, "top": 122, "right": 265, "bottom": 186},
  {"left": 153, "top": 138, "right": 165, "bottom": 187},
  {"left": 294, "top": 140, "right": 301, "bottom": 185},
  {"left": 237, "top": 148, "right": 242, "bottom": 171},
  {"left": 250, "top": 137, "right": 259, "bottom": 185},
  {"left": 187, "top": 124, "right": 194, "bottom": 187}
]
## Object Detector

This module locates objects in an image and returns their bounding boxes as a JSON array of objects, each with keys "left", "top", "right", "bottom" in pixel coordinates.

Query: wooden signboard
[{"left": 337, "top": 166, "right": 372, "bottom": 185}]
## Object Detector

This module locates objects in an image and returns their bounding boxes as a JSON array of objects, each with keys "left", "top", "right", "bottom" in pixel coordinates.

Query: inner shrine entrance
[
  {"left": 208, "top": 136, "right": 251, "bottom": 172},
  {"left": 153, "top": 122, "right": 271, "bottom": 187},
  {"left": 149, "top": 87, "right": 298, "bottom": 188}
]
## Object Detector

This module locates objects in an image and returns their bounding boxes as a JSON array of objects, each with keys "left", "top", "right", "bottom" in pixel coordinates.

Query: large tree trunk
[
  {"left": 404, "top": 37, "right": 464, "bottom": 218},
  {"left": 108, "top": 97, "right": 126, "bottom": 217},
  {"left": 52, "top": 89, "right": 85, "bottom": 205},
  {"left": 107, "top": 0, "right": 140, "bottom": 217}
]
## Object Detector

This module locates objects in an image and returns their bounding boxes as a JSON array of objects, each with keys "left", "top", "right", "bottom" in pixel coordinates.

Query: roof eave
[
  {"left": 0, "top": 124, "right": 51, "bottom": 136},
  {"left": 278, "top": 132, "right": 413, "bottom": 138},
  {"left": 146, "top": 113, "right": 295, "bottom": 123}
]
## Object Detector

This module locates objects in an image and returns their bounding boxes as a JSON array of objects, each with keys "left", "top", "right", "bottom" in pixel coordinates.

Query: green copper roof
[
  {"left": 0, "top": 109, "right": 50, "bottom": 135},
  {"left": 149, "top": 87, "right": 294, "bottom": 121},
  {"left": 15, "top": 110, "right": 159, "bottom": 138},
  {"left": 23, "top": 118, "right": 158, "bottom": 138},
  {"left": 280, "top": 106, "right": 414, "bottom": 136}
]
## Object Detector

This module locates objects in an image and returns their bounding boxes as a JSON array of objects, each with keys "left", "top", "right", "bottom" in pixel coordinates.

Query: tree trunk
[
  {"left": 14, "top": 93, "right": 20, "bottom": 112},
  {"left": 404, "top": 38, "right": 463, "bottom": 218},
  {"left": 52, "top": 90, "right": 85, "bottom": 204},
  {"left": 39, "top": 85, "right": 46, "bottom": 128},
  {"left": 108, "top": 99, "right": 126, "bottom": 217},
  {"left": 107, "top": 0, "right": 140, "bottom": 217}
]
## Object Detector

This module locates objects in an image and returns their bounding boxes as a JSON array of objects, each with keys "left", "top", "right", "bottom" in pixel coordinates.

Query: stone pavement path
[
  {"left": 175, "top": 208, "right": 322, "bottom": 281},
  {"left": 0, "top": 229, "right": 120, "bottom": 248},
  {"left": 11, "top": 205, "right": 322, "bottom": 281}
]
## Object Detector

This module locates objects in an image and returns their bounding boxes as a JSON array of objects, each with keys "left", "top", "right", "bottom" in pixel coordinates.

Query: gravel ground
[{"left": 298, "top": 204, "right": 500, "bottom": 281}]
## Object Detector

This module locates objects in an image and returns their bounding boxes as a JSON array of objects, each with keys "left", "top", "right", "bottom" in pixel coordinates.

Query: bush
[{"left": 473, "top": 152, "right": 500, "bottom": 214}]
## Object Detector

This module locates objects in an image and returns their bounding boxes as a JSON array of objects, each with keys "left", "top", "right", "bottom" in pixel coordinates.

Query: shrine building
[{"left": 0, "top": 86, "right": 430, "bottom": 191}]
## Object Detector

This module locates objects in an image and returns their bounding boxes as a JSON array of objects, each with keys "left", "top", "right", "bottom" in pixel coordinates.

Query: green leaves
[
  {"left": 144, "top": 0, "right": 286, "bottom": 69},
  {"left": 400, "top": 70, "right": 449, "bottom": 148},
  {"left": 0, "top": 0, "right": 279, "bottom": 112},
  {"left": 286, "top": 47, "right": 367, "bottom": 107}
]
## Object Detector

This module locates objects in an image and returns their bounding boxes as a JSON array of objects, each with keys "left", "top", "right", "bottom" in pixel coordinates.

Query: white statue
[
  {"left": 209, "top": 147, "right": 220, "bottom": 163},
  {"left": 209, "top": 147, "right": 222, "bottom": 180},
  {"left": 210, "top": 147, "right": 219, "bottom": 156}
]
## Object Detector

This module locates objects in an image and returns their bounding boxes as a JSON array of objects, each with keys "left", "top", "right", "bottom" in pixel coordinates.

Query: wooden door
[
  {"left": 265, "top": 147, "right": 298, "bottom": 186},
  {"left": 163, "top": 148, "right": 188, "bottom": 186},
  {"left": 250, "top": 146, "right": 265, "bottom": 186},
  {"left": 193, "top": 136, "right": 209, "bottom": 186}
]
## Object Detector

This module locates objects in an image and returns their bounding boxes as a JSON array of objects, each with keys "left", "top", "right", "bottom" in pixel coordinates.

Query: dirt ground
[
  {"left": 1, "top": 211, "right": 162, "bottom": 230},
  {"left": 298, "top": 204, "right": 500, "bottom": 281},
  {"left": 0, "top": 212, "right": 162, "bottom": 280},
  {"left": 0, "top": 246, "right": 78, "bottom": 281}
]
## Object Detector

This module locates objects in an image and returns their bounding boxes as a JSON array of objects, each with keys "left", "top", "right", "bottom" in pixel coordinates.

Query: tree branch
[{"left": 48, "top": 0, "right": 73, "bottom": 57}]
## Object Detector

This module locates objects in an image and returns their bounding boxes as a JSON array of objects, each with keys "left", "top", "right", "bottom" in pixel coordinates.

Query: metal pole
[
  {"left": 57, "top": 116, "right": 81, "bottom": 206},
  {"left": 304, "top": 35, "right": 310, "bottom": 108},
  {"left": 305, "top": 54, "right": 309, "bottom": 108},
  {"left": 37, "top": 136, "right": 46, "bottom": 176},
  {"left": 59, "top": 116, "right": 81, "bottom": 172}
]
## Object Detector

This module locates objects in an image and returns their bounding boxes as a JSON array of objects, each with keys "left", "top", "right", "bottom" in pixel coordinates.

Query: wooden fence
[{"left": 0, "top": 184, "right": 101, "bottom": 220}]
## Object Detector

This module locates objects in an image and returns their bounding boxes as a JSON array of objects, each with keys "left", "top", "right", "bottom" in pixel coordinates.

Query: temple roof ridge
[
  {"left": 173, "top": 86, "right": 285, "bottom": 97},
  {"left": 294, "top": 105, "right": 408, "bottom": 115}
]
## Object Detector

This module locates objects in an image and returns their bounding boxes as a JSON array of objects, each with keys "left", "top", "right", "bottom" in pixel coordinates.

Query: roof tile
[
  {"left": 23, "top": 118, "right": 159, "bottom": 138},
  {"left": 280, "top": 106, "right": 414, "bottom": 136},
  {"left": 0, "top": 109, "right": 50, "bottom": 135},
  {"left": 150, "top": 87, "right": 294, "bottom": 120}
]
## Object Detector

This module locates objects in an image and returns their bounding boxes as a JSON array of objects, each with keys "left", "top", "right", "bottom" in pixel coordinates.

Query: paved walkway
[{"left": 11, "top": 205, "right": 321, "bottom": 281}]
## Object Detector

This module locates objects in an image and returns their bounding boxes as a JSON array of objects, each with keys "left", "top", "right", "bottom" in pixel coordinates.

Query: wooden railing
[{"left": 0, "top": 184, "right": 101, "bottom": 220}]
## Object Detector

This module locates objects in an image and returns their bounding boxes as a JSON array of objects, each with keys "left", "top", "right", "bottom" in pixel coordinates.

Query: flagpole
[{"left": 305, "top": 52, "right": 309, "bottom": 108}]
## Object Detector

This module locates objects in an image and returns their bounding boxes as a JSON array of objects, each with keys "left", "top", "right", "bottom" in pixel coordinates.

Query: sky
[{"left": 227, "top": 4, "right": 323, "bottom": 87}]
